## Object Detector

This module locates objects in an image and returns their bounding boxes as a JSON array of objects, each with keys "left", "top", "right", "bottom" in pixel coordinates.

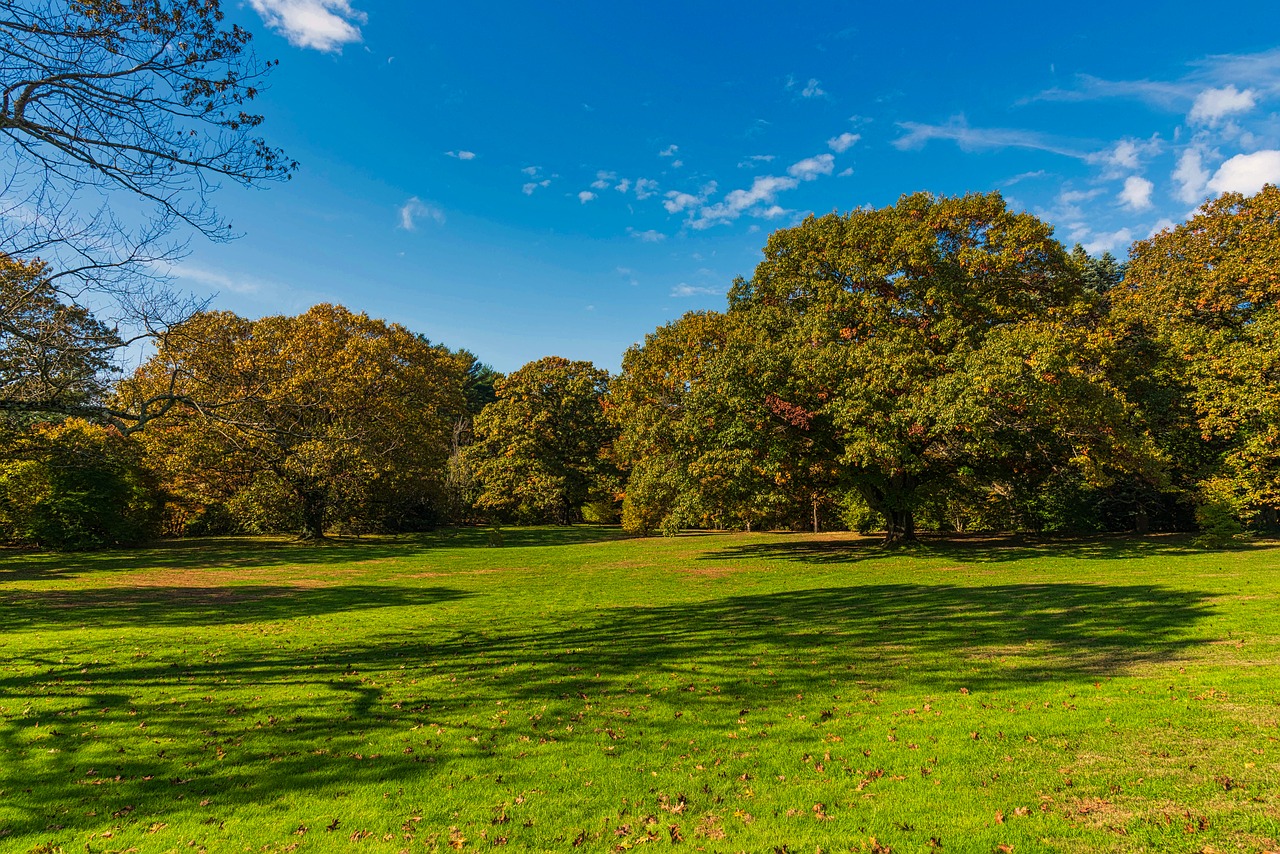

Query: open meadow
[{"left": 1, "top": 530, "right": 1278, "bottom": 853}]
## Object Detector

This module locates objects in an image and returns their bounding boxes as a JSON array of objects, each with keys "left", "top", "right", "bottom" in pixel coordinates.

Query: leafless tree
[{"left": 0, "top": 0, "right": 295, "bottom": 422}]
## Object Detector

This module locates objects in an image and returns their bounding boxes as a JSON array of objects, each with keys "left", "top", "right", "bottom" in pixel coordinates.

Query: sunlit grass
[{"left": 1, "top": 529, "right": 1277, "bottom": 852}]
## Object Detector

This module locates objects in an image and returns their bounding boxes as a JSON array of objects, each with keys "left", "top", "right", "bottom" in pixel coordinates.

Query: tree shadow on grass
[
  {"left": 0, "top": 584, "right": 473, "bottom": 631},
  {"left": 0, "top": 525, "right": 633, "bottom": 579},
  {"left": 700, "top": 531, "right": 1269, "bottom": 565},
  {"left": 0, "top": 579, "right": 1216, "bottom": 842}
]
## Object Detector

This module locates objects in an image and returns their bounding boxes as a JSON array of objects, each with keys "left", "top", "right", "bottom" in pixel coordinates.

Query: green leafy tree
[
  {"left": 1, "top": 254, "right": 123, "bottom": 425},
  {"left": 466, "top": 356, "right": 619, "bottom": 524},
  {"left": 1112, "top": 185, "right": 1280, "bottom": 531},
  {"left": 0, "top": 418, "right": 161, "bottom": 548},
  {"left": 639, "top": 192, "right": 1157, "bottom": 544},
  {"left": 120, "top": 305, "right": 466, "bottom": 539}
]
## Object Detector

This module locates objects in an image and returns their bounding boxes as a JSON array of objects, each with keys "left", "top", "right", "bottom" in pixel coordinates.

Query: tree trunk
[
  {"left": 1135, "top": 508, "right": 1150, "bottom": 534},
  {"left": 298, "top": 491, "right": 327, "bottom": 541},
  {"left": 812, "top": 495, "right": 819, "bottom": 533},
  {"left": 883, "top": 507, "right": 917, "bottom": 545},
  {"left": 858, "top": 471, "right": 920, "bottom": 546}
]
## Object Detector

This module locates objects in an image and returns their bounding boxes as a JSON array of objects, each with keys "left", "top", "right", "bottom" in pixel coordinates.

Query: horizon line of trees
[{"left": 3, "top": 185, "right": 1279, "bottom": 548}]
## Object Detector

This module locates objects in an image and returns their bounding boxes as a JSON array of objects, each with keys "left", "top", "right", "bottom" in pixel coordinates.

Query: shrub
[{"left": 0, "top": 419, "right": 162, "bottom": 549}]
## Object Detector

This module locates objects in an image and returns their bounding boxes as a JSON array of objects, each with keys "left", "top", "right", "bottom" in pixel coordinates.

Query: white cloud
[
  {"left": 521, "top": 166, "right": 542, "bottom": 177},
  {"left": 590, "top": 170, "right": 617, "bottom": 190},
  {"left": 663, "top": 182, "right": 717, "bottom": 214},
  {"left": 578, "top": 191, "right": 597, "bottom": 204},
  {"left": 788, "top": 153, "right": 835, "bottom": 181},
  {"left": 1148, "top": 218, "right": 1177, "bottom": 237},
  {"left": 634, "top": 178, "right": 659, "bottom": 200},
  {"left": 1030, "top": 49, "right": 1280, "bottom": 110},
  {"left": 828, "top": 132, "right": 861, "bottom": 153},
  {"left": 1118, "top": 175, "right": 1154, "bottom": 210},
  {"left": 445, "top": 150, "right": 476, "bottom": 160},
  {"left": 738, "top": 154, "right": 776, "bottom": 168},
  {"left": 1207, "top": 150, "right": 1280, "bottom": 195},
  {"left": 1029, "top": 75, "right": 1191, "bottom": 109},
  {"left": 664, "top": 191, "right": 700, "bottom": 214},
  {"left": 168, "top": 262, "right": 261, "bottom": 295},
  {"left": 627, "top": 228, "right": 666, "bottom": 243},
  {"left": 894, "top": 117, "right": 1088, "bottom": 158},
  {"left": 248, "top": 0, "right": 366, "bottom": 52},
  {"left": 1173, "top": 148, "right": 1210, "bottom": 203},
  {"left": 691, "top": 174, "right": 800, "bottom": 229},
  {"left": 659, "top": 145, "right": 679, "bottom": 158},
  {"left": 614, "top": 178, "right": 631, "bottom": 193},
  {"left": 522, "top": 179, "right": 551, "bottom": 195},
  {"left": 671, "top": 283, "right": 723, "bottom": 297},
  {"left": 1189, "top": 85, "right": 1257, "bottom": 125},
  {"left": 1087, "top": 136, "right": 1162, "bottom": 176},
  {"left": 398, "top": 197, "right": 444, "bottom": 230},
  {"left": 801, "top": 78, "right": 826, "bottom": 98},
  {"left": 837, "top": 167, "right": 854, "bottom": 178},
  {"left": 1083, "top": 227, "right": 1133, "bottom": 255}
]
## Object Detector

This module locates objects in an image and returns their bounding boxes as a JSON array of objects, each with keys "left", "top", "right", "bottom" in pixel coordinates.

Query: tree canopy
[
  {"left": 120, "top": 304, "right": 465, "bottom": 539},
  {"left": 1113, "top": 184, "right": 1280, "bottom": 525},
  {"left": 616, "top": 192, "right": 1159, "bottom": 541},
  {"left": 466, "top": 356, "right": 619, "bottom": 524}
]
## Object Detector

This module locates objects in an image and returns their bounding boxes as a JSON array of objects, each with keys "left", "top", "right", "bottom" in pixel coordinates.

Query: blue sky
[{"left": 173, "top": 1, "right": 1280, "bottom": 372}]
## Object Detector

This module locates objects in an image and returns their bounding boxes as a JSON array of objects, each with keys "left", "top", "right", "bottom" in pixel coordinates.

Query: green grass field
[{"left": 1, "top": 529, "right": 1278, "bottom": 853}]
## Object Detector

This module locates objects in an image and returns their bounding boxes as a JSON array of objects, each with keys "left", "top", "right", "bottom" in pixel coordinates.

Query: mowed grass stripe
[{"left": 1, "top": 530, "right": 1277, "bottom": 852}]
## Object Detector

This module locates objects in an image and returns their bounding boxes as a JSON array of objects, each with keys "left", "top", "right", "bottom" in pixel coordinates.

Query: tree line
[{"left": 3, "top": 185, "right": 1278, "bottom": 547}]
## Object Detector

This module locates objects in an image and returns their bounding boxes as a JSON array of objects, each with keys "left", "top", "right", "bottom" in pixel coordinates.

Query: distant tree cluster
[{"left": 4, "top": 186, "right": 1279, "bottom": 547}]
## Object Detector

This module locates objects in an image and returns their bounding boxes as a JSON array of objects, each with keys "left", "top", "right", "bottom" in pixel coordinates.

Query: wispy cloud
[
  {"left": 577, "top": 190, "right": 597, "bottom": 204},
  {"left": 893, "top": 117, "right": 1090, "bottom": 159},
  {"left": 398, "top": 197, "right": 445, "bottom": 230},
  {"left": 828, "top": 132, "right": 861, "bottom": 153},
  {"left": 1086, "top": 136, "right": 1162, "bottom": 177},
  {"left": 788, "top": 153, "right": 835, "bottom": 181},
  {"left": 659, "top": 145, "right": 679, "bottom": 158},
  {"left": 634, "top": 178, "right": 659, "bottom": 200},
  {"left": 664, "top": 182, "right": 717, "bottom": 214},
  {"left": 520, "top": 166, "right": 554, "bottom": 195},
  {"left": 737, "top": 154, "right": 776, "bottom": 168},
  {"left": 1172, "top": 148, "right": 1210, "bottom": 203},
  {"left": 248, "top": 0, "right": 366, "bottom": 52},
  {"left": 627, "top": 228, "right": 667, "bottom": 243},
  {"left": 445, "top": 150, "right": 476, "bottom": 160},
  {"left": 1083, "top": 227, "right": 1133, "bottom": 255},
  {"left": 670, "top": 283, "right": 723, "bottom": 297},
  {"left": 785, "top": 75, "right": 827, "bottom": 99},
  {"left": 1027, "top": 48, "right": 1280, "bottom": 115}
]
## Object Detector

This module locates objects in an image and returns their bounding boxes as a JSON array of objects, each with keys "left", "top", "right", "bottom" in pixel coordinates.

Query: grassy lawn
[{"left": 1, "top": 529, "right": 1278, "bottom": 853}]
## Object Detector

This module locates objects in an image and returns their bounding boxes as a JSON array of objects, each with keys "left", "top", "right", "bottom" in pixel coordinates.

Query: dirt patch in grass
[
  {"left": 682, "top": 565, "right": 747, "bottom": 578},
  {"left": 127, "top": 565, "right": 361, "bottom": 588},
  {"left": 15, "top": 584, "right": 295, "bottom": 608}
]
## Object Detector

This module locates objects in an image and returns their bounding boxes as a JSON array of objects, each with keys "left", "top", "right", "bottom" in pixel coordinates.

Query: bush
[
  {"left": 1194, "top": 500, "right": 1243, "bottom": 549},
  {"left": 0, "top": 419, "right": 162, "bottom": 549}
]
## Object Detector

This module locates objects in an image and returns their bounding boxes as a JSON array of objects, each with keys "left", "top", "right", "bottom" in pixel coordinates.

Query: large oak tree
[{"left": 120, "top": 304, "right": 465, "bottom": 539}]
